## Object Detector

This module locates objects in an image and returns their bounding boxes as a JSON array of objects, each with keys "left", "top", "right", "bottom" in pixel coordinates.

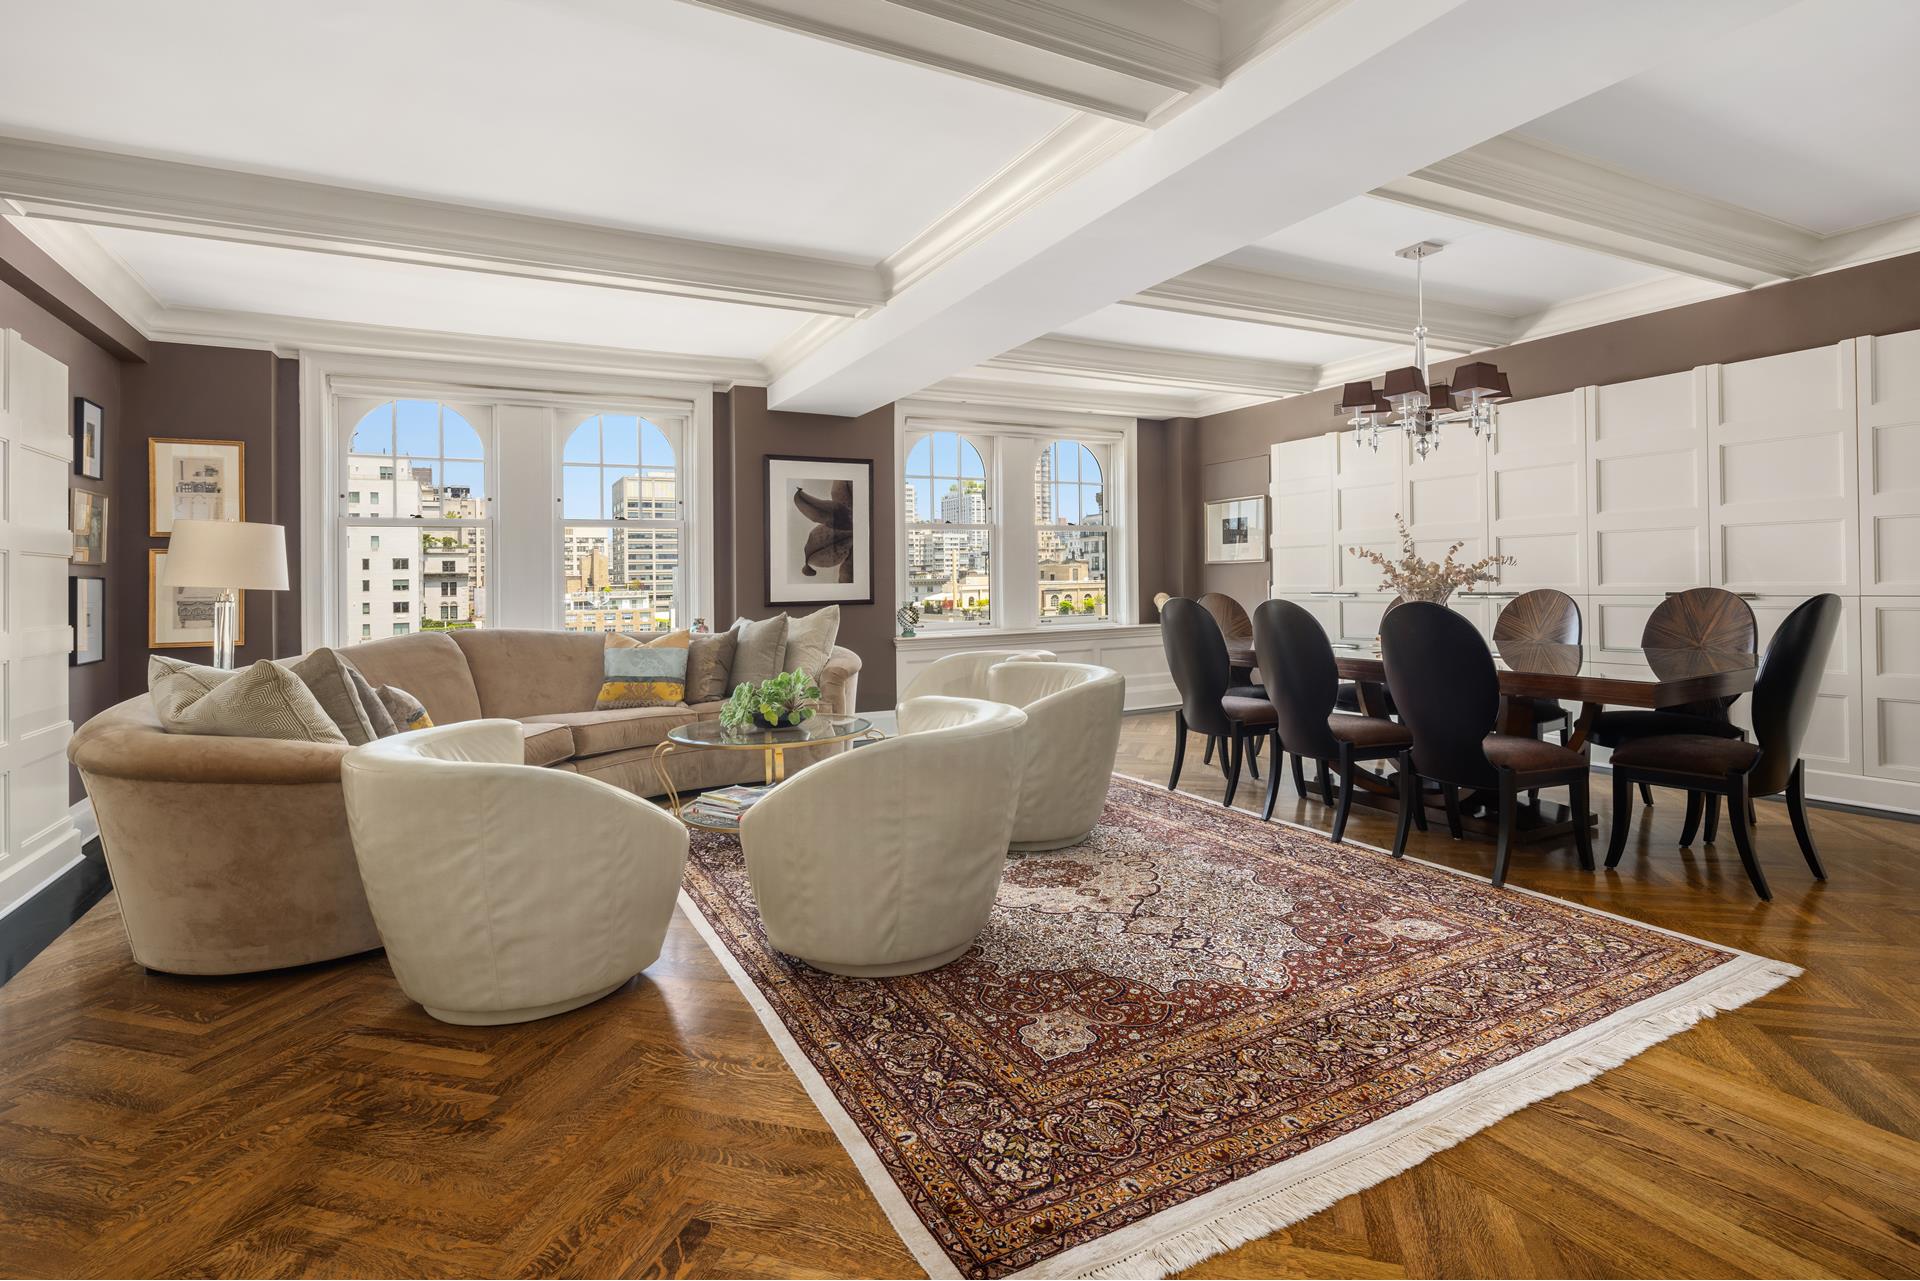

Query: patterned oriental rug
[{"left": 678, "top": 776, "right": 1797, "bottom": 1279}]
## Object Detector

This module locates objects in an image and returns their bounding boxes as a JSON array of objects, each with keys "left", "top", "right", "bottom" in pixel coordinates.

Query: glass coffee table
[{"left": 652, "top": 715, "right": 879, "bottom": 832}]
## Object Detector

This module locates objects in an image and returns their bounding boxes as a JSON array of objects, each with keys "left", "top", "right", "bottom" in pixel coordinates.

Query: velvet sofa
[{"left": 68, "top": 628, "right": 860, "bottom": 976}]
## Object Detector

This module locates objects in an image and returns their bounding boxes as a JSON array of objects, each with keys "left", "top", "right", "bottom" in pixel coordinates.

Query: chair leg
[
  {"left": 1638, "top": 781, "right": 1655, "bottom": 806},
  {"left": 1167, "top": 711, "right": 1188, "bottom": 791},
  {"left": 1410, "top": 786, "right": 1428, "bottom": 832},
  {"left": 1215, "top": 736, "right": 1231, "bottom": 780},
  {"left": 1606, "top": 771, "right": 1632, "bottom": 868},
  {"left": 1223, "top": 725, "right": 1245, "bottom": 809},
  {"left": 1786, "top": 759, "right": 1826, "bottom": 881},
  {"left": 1260, "top": 732, "right": 1283, "bottom": 823},
  {"left": 1679, "top": 791, "right": 1704, "bottom": 846},
  {"left": 1442, "top": 785, "right": 1464, "bottom": 840},
  {"left": 1390, "top": 752, "right": 1416, "bottom": 859},
  {"left": 1318, "top": 760, "right": 1334, "bottom": 806},
  {"left": 1704, "top": 793, "right": 1721, "bottom": 845},
  {"left": 1570, "top": 771, "right": 1595, "bottom": 872},
  {"left": 1291, "top": 752, "right": 1307, "bottom": 799},
  {"left": 1330, "top": 746, "right": 1356, "bottom": 844},
  {"left": 1725, "top": 773, "right": 1770, "bottom": 901},
  {"left": 1246, "top": 733, "right": 1261, "bottom": 781},
  {"left": 1203, "top": 735, "right": 1215, "bottom": 766},
  {"left": 1492, "top": 774, "right": 1517, "bottom": 888}
]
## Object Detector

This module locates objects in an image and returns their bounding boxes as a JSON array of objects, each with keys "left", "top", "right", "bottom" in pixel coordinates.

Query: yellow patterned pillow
[
  {"left": 597, "top": 645, "right": 688, "bottom": 709},
  {"left": 648, "top": 629, "right": 693, "bottom": 650}
]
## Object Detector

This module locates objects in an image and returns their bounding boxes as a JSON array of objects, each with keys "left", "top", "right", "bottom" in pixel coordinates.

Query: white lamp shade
[{"left": 164, "top": 520, "right": 289, "bottom": 591}]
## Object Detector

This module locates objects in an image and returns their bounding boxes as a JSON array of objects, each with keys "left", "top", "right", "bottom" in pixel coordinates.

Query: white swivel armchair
[
  {"left": 741, "top": 696, "right": 1027, "bottom": 977},
  {"left": 989, "top": 661, "right": 1126, "bottom": 850},
  {"left": 340, "top": 720, "right": 688, "bottom": 1025},
  {"left": 899, "top": 648, "right": 1054, "bottom": 702}
]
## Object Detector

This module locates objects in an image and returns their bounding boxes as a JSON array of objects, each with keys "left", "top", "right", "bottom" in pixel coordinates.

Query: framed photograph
[
  {"left": 150, "top": 548, "right": 245, "bottom": 649},
  {"left": 765, "top": 455, "right": 873, "bottom": 605},
  {"left": 71, "top": 576, "right": 105, "bottom": 666},
  {"left": 150, "top": 437, "right": 245, "bottom": 536},
  {"left": 74, "top": 398, "right": 104, "bottom": 480},
  {"left": 1204, "top": 494, "right": 1268, "bottom": 564},
  {"left": 71, "top": 489, "right": 108, "bottom": 564}
]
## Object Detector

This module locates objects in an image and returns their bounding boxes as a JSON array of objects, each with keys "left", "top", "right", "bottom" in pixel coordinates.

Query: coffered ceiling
[{"left": 3, "top": 0, "right": 1916, "bottom": 418}]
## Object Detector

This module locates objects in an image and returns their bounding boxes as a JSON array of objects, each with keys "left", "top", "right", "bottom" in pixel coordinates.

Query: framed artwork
[
  {"left": 74, "top": 398, "right": 104, "bottom": 479},
  {"left": 150, "top": 437, "right": 245, "bottom": 536},
  {"left": 149, "top": 548, "right": 245, "bottom": 649},
  {"left": 765, "top": 455, "right": 873, "bottom": 605},
  {"left": 1204, "top": 495, "right": 1268, "bottom": 564},
  {"left": 71, "top": 576, "right": 105, "bottom": 666},
  {"left": 71, "top": 489, "right": 108, "bottom": 564}
]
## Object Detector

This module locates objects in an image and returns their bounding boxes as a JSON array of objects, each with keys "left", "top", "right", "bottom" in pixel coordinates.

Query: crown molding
[
  {"left": 1129, "top": 261, "right": 1518, "bottom": 351},
  {"left": 987, "top": 333, "right": 1317, "bottom": 396},
  {"left": 890, "top": 0, "right": 1221, "bottom": 90},
  {"left": 1509, "top": 274, "right": 1738, "bottom": 345},
  {"left": 3, "top": 208, "right": 164, "bottom": 331},
  {"left": 918, "top": 372, "right": 1233, "bottom": 419},
  {"left": 0, "top": 135, "right": 882, "bottom": 316},
  {"left": 1220, "top": 0, "right": 1351, "bottom": 75},
  {"left": 1816, "top": 211, "right": 1920, "bottom": 274},
  {"left": 1375, "top": 133, "right": 1819, "bottom": 290}
]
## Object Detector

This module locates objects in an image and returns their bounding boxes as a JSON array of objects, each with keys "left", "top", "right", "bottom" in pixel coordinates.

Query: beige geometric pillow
[{"left": 149, "top": 656, "right": 347, "bottom": 744}]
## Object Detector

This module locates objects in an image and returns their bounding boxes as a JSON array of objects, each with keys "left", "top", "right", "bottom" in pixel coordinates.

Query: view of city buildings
[{"left": 343, "top": 453, "right": 487, "bottom": 642}]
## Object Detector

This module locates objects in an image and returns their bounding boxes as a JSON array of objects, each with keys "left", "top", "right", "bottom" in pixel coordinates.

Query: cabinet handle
[
  {"left": 1309, "top": 591, "right": 1359, "bottom": 598},
  {"left": 1330, "top": 642, "right": 1363, "bottom": 650}
]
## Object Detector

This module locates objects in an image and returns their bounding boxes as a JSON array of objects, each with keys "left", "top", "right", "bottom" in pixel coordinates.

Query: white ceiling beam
[
  {"left": 1128, "top": 262, "right": 1518, "bottom": 351},
  {"left": 671, "top": 0, "right": 1210, "bottom": 123},
  {"left": 769, "top": 0, "right": 1798, "bottom": 417},
  {"left": 1373, "top": 134, "right": 1820, "bottom": 290},
  {"left": 0, "top": 136, "right": 882, "bottom": 316},
  {"left": 985, "top": 334, "right": 1318, "bottom": 397}
]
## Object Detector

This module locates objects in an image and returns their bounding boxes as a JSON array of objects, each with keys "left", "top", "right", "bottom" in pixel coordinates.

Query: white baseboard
[{"left": 70, "top": 797, "right": 99, "bottom": 847}]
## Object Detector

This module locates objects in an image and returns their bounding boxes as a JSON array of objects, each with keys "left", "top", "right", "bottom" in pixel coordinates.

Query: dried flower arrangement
[{"left": 1349, "top": 514, "right": 1514, "bottom": 605}]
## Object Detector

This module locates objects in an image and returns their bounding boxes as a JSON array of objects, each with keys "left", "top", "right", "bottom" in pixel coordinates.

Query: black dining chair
[
  {"left": 1197, "top": 592, "right": 1263, "bottom": 779},
  {"left": 1382, "top": 602, "right": 1594, "bottom": 887},
  {"left": 1160, "top": 597, "right": 1276, "bottom": 808},
  {"left": 1252, "top": 600, "right": 1412, "bottom": 842},
  {"left": 1604, "top": 594, "right": 1840, "bottom": 901},
  {"left": 1492, "top": 589, "right": 1581, "bottom": 743}
]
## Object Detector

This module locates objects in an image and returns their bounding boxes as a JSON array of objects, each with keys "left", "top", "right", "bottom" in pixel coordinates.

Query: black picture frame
[
  {"left": 764, "top": 454, "right": 874, "bottom": 606},
  {"left": 73, "top": 397, "right": 104, "bottom": 480},
  {"left": 70, "top": 576, "right": 105, "bottom": 666}
]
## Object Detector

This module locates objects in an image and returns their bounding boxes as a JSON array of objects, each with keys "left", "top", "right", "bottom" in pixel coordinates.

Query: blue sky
[{"left": 904, "top": 433, "right": 1104, "bottom": 523}]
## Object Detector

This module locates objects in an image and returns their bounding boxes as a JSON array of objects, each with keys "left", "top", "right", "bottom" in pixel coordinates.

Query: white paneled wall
[
  {"left": 0, "top": 330, "right": 84, "bottom": 917},
  {"left": 1269, "top": 327, "right": 1920, "bottom": 815}
]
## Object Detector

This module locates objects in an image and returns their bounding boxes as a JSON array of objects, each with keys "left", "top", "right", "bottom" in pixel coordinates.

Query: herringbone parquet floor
[{"left": 2, "top": 712, "right": 1918, "bottom": 1278}]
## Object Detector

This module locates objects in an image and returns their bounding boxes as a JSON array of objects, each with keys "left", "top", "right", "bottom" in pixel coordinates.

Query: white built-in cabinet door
[
  {"left": 1487, "top": 390, "right": 1587, "bottom": 596},
  {"left": 1708, "top": 341, "right": 1859, "bottom": 595},
  {"left": 1862, "top": 597, "right": 1920, "bottom": 784},
  {"left": 1324, "top": 430, "right": 1404, "bottom": 641},
  {"left": 1402, "top": 427, "right": 1489, "bottom": 568},
  {"left": 1728, "top": 594, "right": 1863, "bottom": 779},
  {"left": 1587, "top": 369, "right": 1710, "bottom": 593},
  {"left": 1857, "top": 329, "right": 1920, "bottom": 595},
  {"left": 0, "top": 330, "right": 83, "bottom": 917},
  {"left": 1268, "top": 433, "right": 1334, "bottom": 595}
]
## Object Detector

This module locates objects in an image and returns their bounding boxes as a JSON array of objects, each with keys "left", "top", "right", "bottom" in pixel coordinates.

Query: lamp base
[{"left": 211, "top": 591, "right": 239, "bottom": 671}]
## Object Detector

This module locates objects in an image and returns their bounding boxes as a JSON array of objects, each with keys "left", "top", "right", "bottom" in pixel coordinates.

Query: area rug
[{"left": 678, "top": 775, "right": 1797, "bottom": 1279}]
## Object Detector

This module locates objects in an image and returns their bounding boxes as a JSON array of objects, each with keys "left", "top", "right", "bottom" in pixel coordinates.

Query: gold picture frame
[
  {"left": 149, "top": 547, "right": 245, "bottom": 650},
  {"left": 71, "top": 489, "right": 108, "bottom": 564},
  {"left": 149, "top": 437, "right": 245, "bottom": 537}
]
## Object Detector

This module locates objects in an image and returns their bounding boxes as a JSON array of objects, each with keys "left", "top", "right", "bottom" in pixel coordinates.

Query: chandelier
[{"left": 1337, "top": 241, "right": 1510, "bottom": 460}]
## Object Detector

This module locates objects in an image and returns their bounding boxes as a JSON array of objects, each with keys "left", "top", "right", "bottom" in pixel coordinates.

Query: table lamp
[{"left": 163, "top": 520, "right": 289, "bottom": 669}]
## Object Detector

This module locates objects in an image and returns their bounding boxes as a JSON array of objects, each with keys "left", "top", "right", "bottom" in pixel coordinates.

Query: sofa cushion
[
  {"left": 518, "top": 721, "right": 575, "bottom": 768},
  {"left": 729, "top": 615, "right": 789, "bottom": 690},
  {"left": 596, "top": 645, "right": 688, "bottom": 709},
  {"left": 451, "top": 629, "right": 612, "bottom": 718},
  {"left": 685, "top": 629, "right": 737, "bottom": 704},
  {"left": 149, "top": 656, "right": 347, "bottom": 744},
  {"left": 522, "top": 703, "right": 721, "bottom": 759},
  {"left": 338, "top": 632, "right": 484, "bottom": 726}
]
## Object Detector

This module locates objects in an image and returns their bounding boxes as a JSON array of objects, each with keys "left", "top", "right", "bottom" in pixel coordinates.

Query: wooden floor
[{"left": 3, "top": 713, "right": 1918, "bottom": 1279}]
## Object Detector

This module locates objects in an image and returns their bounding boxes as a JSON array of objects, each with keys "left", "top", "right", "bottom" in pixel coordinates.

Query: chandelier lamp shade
[{"left": 1337, "top": 241, "right": 1511, "bottom": 460}]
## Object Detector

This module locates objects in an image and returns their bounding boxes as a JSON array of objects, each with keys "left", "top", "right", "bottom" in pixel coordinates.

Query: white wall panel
[
  {"left": 1268, "top": 434, "right": 1333, "bottom": 595},
  {"left": 1858, "top": 329, "right": 1920, "bottom": 595},
  {"left": 1587, "top": 370, "right": 1709, "bottom": 592},
  {"left": 1488, "top": 389, "right": 1585, "bottom": 594},
  {"left": 1864, "top": 597, "right": 1920, "bottom": 785}
]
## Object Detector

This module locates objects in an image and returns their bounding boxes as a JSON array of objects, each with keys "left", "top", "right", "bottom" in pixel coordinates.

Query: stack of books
[{"left": 682, "top": 784, "right": 770, "bottom": 828}]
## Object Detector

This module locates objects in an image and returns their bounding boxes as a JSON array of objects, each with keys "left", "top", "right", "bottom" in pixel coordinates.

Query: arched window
[
  {"left": 903, "top": 430, "right": 993, "bottom": 625},
  {"left": 340, "top": 399, "right": 490, "bottom": 641},
  {"left": 1035, "top": 440, "right": 1108, "bottom": 622},
  {"left": 560, "top": 413, "right": 684, "bottom": 632}
]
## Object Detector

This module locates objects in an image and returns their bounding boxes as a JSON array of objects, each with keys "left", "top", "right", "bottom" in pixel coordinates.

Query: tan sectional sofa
[{"left": 68, "top": 628, "right": 861, "bottom": 976}]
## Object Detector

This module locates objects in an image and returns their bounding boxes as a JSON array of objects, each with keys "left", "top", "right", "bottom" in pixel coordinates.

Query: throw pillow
[
  {"left": 282, "top": 647, "right": 382, "bottom": 745},
  {"left": 606, "top": 633, "right": 643, "bottom": 649},
  {"left": 149, "top": 656, "right": 347, "bottom": 744},
  {"left": 347, "top": 665, "right": 399, "bottom": 738},
  {"left": 648, "top": 629, "right": 693, "bottom": 650},
  {"left": 684, "top": 629, "right": 737, "bottom": 705},
  {"left": 377, "top": 685, "right": 434, "bottom": 733},
  {"left": 728, "top": 614, "right": 789, "bottom": 690},
  {"left": 597, "top": 645, "right": 688, "bottom": 709},
  {"left": 783, "top": 605, "right": 840, "bottom": 679}
]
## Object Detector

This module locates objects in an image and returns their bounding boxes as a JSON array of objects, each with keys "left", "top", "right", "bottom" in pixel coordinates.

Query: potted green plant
[{"left": 720, "top": 670, "right": 821, "bottom": 732}]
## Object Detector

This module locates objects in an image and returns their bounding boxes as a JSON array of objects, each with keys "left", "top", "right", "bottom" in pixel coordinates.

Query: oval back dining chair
[
  {"left": 1493, "top": 589, "right": 1582, "bottom": 743},
  {"left": 1198, "top": 592, "right": 1257, "bottom": 684},
  {"left": 1381, "top": 602, "right": 1593, "bottom": 887},
  {"left": 1161, "top": 597, "right": 1273, "bottom": 807},
  {"left": 1333, "top": 594, "right": 1404, "bottom": 716},
  {"left": 1253, "top": 599, "right": 1411, "bottom": 841},
  {"left": 1604, "top": 594, "right": 1840, "bottom": 900}
]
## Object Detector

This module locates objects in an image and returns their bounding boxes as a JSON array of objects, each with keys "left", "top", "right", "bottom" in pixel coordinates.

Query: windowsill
[{"left": 894, "top": 621, "right": 1153, "bottom": 646}]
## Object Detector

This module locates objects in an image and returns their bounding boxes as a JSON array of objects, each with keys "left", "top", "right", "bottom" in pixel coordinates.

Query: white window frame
[
  {"left": 554, "top": 407, "right": 691, "bottom": 632},
  {"left": 896, "top": 402, "right": 1135, "bottom": 635},
  {"left": 1034, "top": 438, "right": 1115, "bottom": 625},
  {"left": 901, "top": 427, "right": 998, "bottom": 629}
]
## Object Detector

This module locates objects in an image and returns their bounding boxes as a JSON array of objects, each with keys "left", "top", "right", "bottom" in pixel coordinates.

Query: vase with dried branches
[{"left": 1349, "top": 515, "right": 1514, "bottom": 605}]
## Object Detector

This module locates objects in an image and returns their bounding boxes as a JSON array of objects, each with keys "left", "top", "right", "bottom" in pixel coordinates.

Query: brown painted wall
[
  {"left": 1195, "top": 248, "right": 1920, "bottom": 606},
  {"left": 717, "top": 385, "right": 898, "bottom": 709},
  {"left": 1135, "top": 417, "right": 1203, "bottom": 617}
]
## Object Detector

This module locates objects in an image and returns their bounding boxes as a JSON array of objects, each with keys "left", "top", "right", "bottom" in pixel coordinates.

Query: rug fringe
[{"left": 1044, "top": 956, "right": 1797, "bottom": 1280}]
